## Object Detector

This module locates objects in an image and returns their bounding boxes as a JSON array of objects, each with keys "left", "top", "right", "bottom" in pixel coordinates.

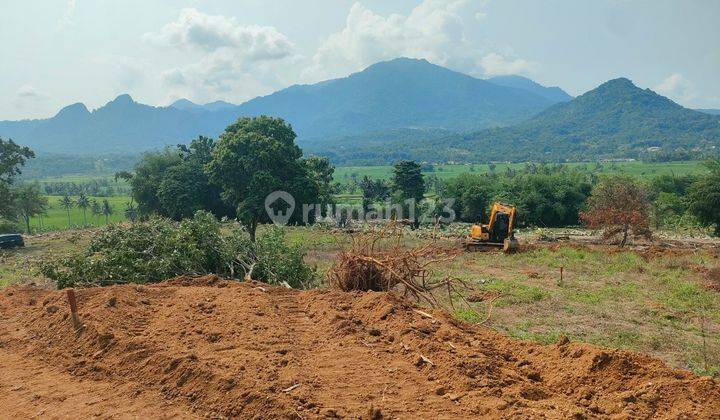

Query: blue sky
[{"left": 1, "top": 0, "right": 718, "bottom": 119}]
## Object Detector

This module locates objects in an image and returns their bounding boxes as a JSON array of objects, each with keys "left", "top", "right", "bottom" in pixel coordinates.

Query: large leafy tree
[
  {"left": 391, "top": 160, "right": 425, "bottom": 225},
  {"left": 446, "top": 174, "right": 496, "bottom": 223},
  {"left": 0, "top": 138, "right": 34, "bottom": 185},
  {"left": 1, "top": 138, "right": 35, "bottom": 220},
  {"left": 360, "top": 176, "right": 390, "bottom": 213},
  {"left": 13, "top": 183, "right": 48, "bottom": 234},
  {"left": 207, "top": 116, "right": 319, "bottom": 240},
  {"left": 393, "top": 160, "right": 425, "bottom": 203},
  {"left": 304, "top": 156, "right": 336, "bottom": 214},
  {"left": 157, "top": 137, "right": 230, "bottom": 220},
  {"left": 121, "top": 149, "right": 182, "bottom": 217},
  {"left": 688, "top": 160, "right": 720, "bottom": 236},
  {"left": 122, "top": 137, "right": 231, "bottom": 220}
]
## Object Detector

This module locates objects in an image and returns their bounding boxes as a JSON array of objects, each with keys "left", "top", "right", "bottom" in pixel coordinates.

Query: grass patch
[
  {"left": 570, "top": 281, "right": 640, "bottom": 305},
  {"left": 455, "top": 309, "right": 483, "bottom": 324},
  {"left": 480, "top": 277, "right": 549, "bottom": 306}
]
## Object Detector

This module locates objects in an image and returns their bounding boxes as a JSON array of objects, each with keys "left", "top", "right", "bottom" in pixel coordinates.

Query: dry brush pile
[{"left": 326, "top": 223, "right": 478, "bottom": 309}]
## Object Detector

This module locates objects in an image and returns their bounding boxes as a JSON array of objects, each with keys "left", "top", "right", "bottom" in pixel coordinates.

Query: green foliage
[
  {"left": 234, "top": 226, "right": 316, "bottom": 289},
  {"left": 0, "top": 138, "right": 34, "bottom": 184},
  {"left": 359, "top": 176, "right": 390, "bottom": 210},
  {"left": 12, "top": 183, "right": 48, "bottom": 234},
  {"left": 445, "top": 166, "right": 592, "bottom": 227},
  {"left": 392, "top": 160, "right": 425, "bottom": 204},
  {"left": 124, "top": 137, "right": 231, "bottom": 220},
  {"left": 101, "top": 199, "right": 113, "bottom": 223},
  {"left": 500, "top": 168, "right": 593, "bottom": 227},
  {"left": 208, "top": 116, "right": 319, "bottom": 239},
  {"left": 305, "top": 156, "right": 336, "bottom": 209},
  {"left": 0, "top": 138, "right": 35, "bottom": 223},
  {"left": 41, "top": 212, "right": 315, "bottom": 289},
  {"left": 76, "top": 192, "right": 90, "bottom": 225},
  {"left": 688, "top": 160, "right": 720, "bottom": 235},
  {"left": 446, "top": 174, "right": 495, "bottom": 223}
]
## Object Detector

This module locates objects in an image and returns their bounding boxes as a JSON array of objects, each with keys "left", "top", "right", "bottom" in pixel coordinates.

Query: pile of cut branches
[{"left": 326, "top": 223, "right": 464, "bottom": 306}]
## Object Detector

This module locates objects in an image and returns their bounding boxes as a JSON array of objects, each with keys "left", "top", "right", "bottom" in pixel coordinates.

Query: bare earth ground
[{"left": 1, "top": 276, "right": 719, "bottom": 418}]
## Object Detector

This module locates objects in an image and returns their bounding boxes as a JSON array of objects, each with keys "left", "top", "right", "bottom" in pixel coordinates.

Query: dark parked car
[{"left": 0, "top": 234, "right": 24, "bottom": 249}]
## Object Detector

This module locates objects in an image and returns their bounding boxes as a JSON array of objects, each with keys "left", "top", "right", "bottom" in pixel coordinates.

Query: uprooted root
[{"left": 327, "top": 223, "right": 470, "bottom": 307}]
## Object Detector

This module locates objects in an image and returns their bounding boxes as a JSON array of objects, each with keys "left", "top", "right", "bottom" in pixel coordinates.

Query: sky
[{"left": 1, "top": 0, "right": 719, "bottom": 120}]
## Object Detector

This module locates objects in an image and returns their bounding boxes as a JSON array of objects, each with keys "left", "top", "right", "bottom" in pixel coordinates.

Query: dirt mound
[{"left": 1, "top": 276, "right": 718, "bottom": 418}]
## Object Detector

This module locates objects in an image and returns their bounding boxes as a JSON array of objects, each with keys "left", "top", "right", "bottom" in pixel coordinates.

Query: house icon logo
[{"left": 265, "top": 191, "right": 295, "bottom": 226}]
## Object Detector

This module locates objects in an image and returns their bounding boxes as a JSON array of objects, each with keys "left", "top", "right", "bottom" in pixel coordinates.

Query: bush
[
  {"left": 688, "top": 160, "right": 720, "bottom": 236},
  {"left": 445, "top": 167, "right": 591, "bottom": 227},
  {"left": 41, "top": 211, "right": 315, "bottom": 289},
  {"left": 0, "top": 218, "right": 21, "bottom": 234},
  {"left": 580, "top": 176, "right": 652, "bottom": 246}
]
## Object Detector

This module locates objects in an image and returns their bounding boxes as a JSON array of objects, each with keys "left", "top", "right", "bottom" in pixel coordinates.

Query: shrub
[
  {"left": 41, "top": 211, "right": 315, "bottom": 289},
  {"left": 580, "top": 176, "right": 652, "bottom": 246}
]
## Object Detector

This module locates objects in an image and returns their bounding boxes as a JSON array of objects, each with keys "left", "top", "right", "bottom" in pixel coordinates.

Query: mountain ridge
[
  {"left": 0, "top": 57, "right": 558, "bottom": 154},
  {"left": 306, "top": 77, "right": 720, "bottom": 164}
]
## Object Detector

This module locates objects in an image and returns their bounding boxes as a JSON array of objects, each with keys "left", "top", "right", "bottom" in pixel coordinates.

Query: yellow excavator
[{"left": 466, "top": 202, "right": 519, "bottom": 253}]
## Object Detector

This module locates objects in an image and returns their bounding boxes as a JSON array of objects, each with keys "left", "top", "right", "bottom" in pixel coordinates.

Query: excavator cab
[{"left": 466, "top": 203, "right": 519, "bottom": 253}]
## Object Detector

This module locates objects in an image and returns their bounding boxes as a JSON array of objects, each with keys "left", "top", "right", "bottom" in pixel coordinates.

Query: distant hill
[
  {"left": 237, "top": 58, "right": 553, "bottom": 138},
  {"left": 0, "top": 58, "right": 555, "bottom": 155},
  {"left": 312, "top": 78, "right": 720, "bottom": 164},
  {"left": 463, "top": 77, "right": 720, "bottom": 161},
  {"left": 169, "top": 99, "right": 236, "bottom": 112},
  {"left": 696, "top": 108, "right": 720, "bottom": 116},
  {"left": 486, "top": 75, "right": 572, "bottom": 103}
]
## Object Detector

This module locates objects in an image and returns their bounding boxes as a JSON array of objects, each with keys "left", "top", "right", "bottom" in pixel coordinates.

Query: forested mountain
[
  {"left": 0, "top": 58, "right": 554, "bottom": 155},
  {"left": 462, "top": 77, "right": 720, "bottom": 162},
  {"left": 312, "top": 78, "right": 720, "bottom": 164},
  {"left": 3, "top": 58, "right": 716, "bottom": 164},
  {"left": 236, "top": 58, "right": 553, "bottom": 138},
  {"left": 486, "top": 75, "right": 572, "bottom": 103}
]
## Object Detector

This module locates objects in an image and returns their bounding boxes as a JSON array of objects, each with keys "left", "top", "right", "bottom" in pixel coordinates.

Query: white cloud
[
  {"left": 13, "top": 85, "right": 52, "bottom": 113},
  {"left": 57, "top": 0, "right": 76, "bottom": 31},
  {"left": 145, "top": 8, "right": 297, "bottom": 103},
  {"left": 654, "top": 73, "right": 697, "bottom": 104},
  {"left": 143, "top": 8, "right": 293, "bottom": 61},
  {"left": 303, "top": 0, "right": 532, "bottom": 81},
  {"left": 479, "top": 52, "right": 538, "bottom": 76},
  {"left": 15, "top": 85, "right": 47, "bottom": 100}
]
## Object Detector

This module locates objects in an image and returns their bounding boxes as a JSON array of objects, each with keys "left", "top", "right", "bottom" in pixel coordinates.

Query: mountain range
[
  {"left": 1, "top": 57, "right": 719, "bottom": 164},
  {"left": 0, "top": 58, "right": 566, "bottom": 155}
]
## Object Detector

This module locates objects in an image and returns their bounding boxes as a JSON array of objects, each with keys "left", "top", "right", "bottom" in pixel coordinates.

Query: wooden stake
[
  {"left": 559, "top": 266, "right": 564, "bottom": 286},
  {"left": 66, "top": 289, "right": 82, "bottom": 330}
]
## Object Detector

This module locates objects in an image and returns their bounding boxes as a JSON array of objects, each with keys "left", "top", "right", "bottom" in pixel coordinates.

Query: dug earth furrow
[{"left": 0, "top": 275, "right": 718, "bottom": 418}]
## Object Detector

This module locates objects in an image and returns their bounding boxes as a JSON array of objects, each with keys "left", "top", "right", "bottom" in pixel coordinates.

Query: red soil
[{"left": 1, "top": 275, "right": 718, "bottom": 419}]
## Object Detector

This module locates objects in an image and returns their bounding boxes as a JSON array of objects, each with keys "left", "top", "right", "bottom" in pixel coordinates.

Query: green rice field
[{"left": 28, "top": 195, "right": 132, "bottom": 232}]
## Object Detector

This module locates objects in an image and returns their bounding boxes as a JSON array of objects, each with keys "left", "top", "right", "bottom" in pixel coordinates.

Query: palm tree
[
  {"left": 76, "top": 193, "right": 90, "bottom": 226},
  {"left": 60, "top": 195, "right": 74, "bottom": 228},
  {"left": 90, "top": 199, "right": 101, "bottom": 220},
  {"left": 101, "top": 199, "right": 113, "bottom": 224}
]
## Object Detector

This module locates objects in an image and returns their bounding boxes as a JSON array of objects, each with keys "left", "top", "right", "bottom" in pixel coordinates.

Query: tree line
[{"left": 3, "top": 117, "right": 720, "bottom": 239}]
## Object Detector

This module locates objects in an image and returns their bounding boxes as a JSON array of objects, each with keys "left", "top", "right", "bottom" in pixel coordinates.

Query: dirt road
[{"left": 1, "top": 276, "right": 718, "bottom": 418}]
